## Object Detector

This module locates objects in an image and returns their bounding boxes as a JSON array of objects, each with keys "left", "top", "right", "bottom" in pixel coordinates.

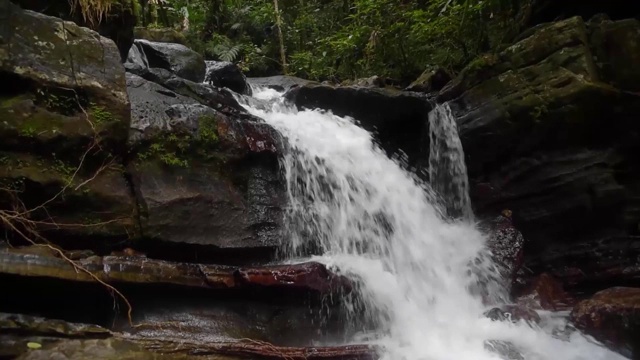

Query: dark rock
[
  {"left": 125, "top": 72, "right": 199, "bottom": 142},
  {"left": 285, "top": 83, "right": 431, "bottom": 164},
  {"left": 484, "top": 304, "right": 541, "bottom": 324},
  {"left": 135, "top": 39, "right": 206, "bottom": 83},
  {"left": 571, "top": 287, "right": 640, "bottom": 356},
  {"left": 205, "top": 61, "right": 251, "bottom": 95},
  {"left": 126, "top": 72, "right": 284, "bottom": 249},
  {"left": 525, "top": 236, "right": 640, "bottom": 292},
  {"left": 515, "top": 273, "right": 574, "bottom": 311},
  {"left": 248, "top": 75, "right": 311, "bottom": 92},
  {"left": 134, "top": 27, "right": 187, "bottom": 45},
  {"left": 440, "top": 16, "right": 640, "bottom": 287},
  {"left": 588, "top": 17, "right": 640, "bottom": 91},
  {"left": 485, "top": 211, "right": 525, "bottom": 286},
  {"left": 405, "top": 67, "right": 451, "bottom": 93}
]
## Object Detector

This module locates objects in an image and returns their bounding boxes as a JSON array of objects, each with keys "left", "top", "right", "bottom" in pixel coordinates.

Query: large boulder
[
  {"left": 285, "top": 83, "right": 431, "bottom": 164},
  {"left": 205, "top": 61, "right": 251, "bottom": 95},
  {"left": 439, "top": 16, "right": 640, "bottom": 286},
  {"left": 135, "top": 39, "right": 206, "bottom": 83},
  {"left": 0, "top": 0, "right": 137, "bottom": 241},
  {"left": 10, "top": 0, "right": 136, "bottom": 62},
  {"left": 126, "top": 73, "right": 285, "bottom": 250},
  {"left": 570, "top": 287, "right": 640, "bottom": 357}
]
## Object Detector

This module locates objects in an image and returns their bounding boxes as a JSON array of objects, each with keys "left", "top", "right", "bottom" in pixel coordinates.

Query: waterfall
[
  {"left": 428, "top": 103, "right": 473, "bottom": 221},
  {"left": 240, "top": 88, "right": 624, "bottom": 360}
]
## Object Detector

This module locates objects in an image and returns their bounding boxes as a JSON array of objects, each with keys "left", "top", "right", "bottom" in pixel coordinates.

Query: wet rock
[
  {"left": 0, "top": 247, "right": 351, "bottom": 295},
  {"left": 235, "top": 262, "right": 353, "bottom": 294},
  {"left": 125, "top": 70, "right": 285, "bottom": 250},
  {"left": 485, "top": 211, "right": 525, "bottom": 286},
  {"left": 570, "top": 287, "right": 640, "bottom": 355},
  {"left": 515, "top": 273, "right": 574, "bottom": 311},
  {"left": 205, "top": 61, "right": 251, "bottom": 95},
  {"left": 135, "top": 39, "right": 206, "bottom": 83},
  {"left": 484, "top": 340, "right": 524, "bottom": 360},
  {"left": 484, "top": 304, "right": 541, "bottom": 325},
  {"left": 405, "top": 67, "right": 451, "bottom": 93},
  {"left": 524, "top": 236, "right": 640, "bottom": 291},
  {"left": 134, "top": 27, "right": 187, "bottom": 45},
  {"left": 285, "top": 83, "right": 431, "bottom": 164},
  {"left": 125, "top": 72, "right": 199, "bottom": 142},
  {"left": 247, "top": 75, "right": 310, "bottom": 92}
]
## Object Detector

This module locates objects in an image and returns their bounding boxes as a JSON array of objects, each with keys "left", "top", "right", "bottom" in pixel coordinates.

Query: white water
[
  {"left": 240, "top": 88, "right": 624, "bottom": 360},
  {"left": 428, "top": 104, "right": 473, "bottom": 221}
]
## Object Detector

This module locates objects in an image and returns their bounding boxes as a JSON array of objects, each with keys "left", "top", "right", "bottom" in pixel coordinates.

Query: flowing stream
[{"left": 239, "top": 87, "right": 624, "bottom": 360}]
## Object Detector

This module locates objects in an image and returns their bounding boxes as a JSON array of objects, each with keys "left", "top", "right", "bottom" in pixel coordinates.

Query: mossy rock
[{"left": 0, "top": 152, "right": 138, "bottom": 239}]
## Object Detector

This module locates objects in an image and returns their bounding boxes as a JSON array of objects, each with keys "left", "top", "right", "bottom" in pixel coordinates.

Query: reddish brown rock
[
  {"left": 235, "top": 262, "right": 353, "bottom": 294},
  {"left": 570, "top": 287, "right": 640, "bottom": 353},
  {"left": 516, "top": 273, "right": 574, "bottom": 311}
]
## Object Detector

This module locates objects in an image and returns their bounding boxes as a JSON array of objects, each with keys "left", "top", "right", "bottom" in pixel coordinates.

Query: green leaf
[{"left": 27, "top": 342, "right": 42, "bottom": 349}]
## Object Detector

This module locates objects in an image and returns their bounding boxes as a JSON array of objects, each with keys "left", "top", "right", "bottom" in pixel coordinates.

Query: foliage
[{"left": 83, "top": 0, "right": 532, "bottom": 80}]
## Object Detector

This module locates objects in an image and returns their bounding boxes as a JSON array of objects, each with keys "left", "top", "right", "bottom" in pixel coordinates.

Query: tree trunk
[{"left": 273, "top": 0, "right": 288, "bottom": 74}]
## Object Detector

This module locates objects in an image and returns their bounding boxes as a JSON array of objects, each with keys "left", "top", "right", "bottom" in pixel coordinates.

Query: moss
[
  {"left": 137, "top": 113, "right": 221, "bottom": 168},
  {"left": 88, "top": 103, "right": 117, "bottom": 125},
  {"left": 198, "top": 114, "right": 219, "bottom": 144}
]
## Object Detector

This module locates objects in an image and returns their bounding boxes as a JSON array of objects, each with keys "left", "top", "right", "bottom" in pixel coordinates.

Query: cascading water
[
  {"left": 428, "top": 103, "right": 473, "bottom": 221},
  {"left": 239, "top": 87, "right": 625, "bottom": 360}
]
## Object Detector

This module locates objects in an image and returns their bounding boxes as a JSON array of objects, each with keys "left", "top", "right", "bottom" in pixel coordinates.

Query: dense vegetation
[{"left": 90, "top": 0, "right": 536, "bottom": 81}]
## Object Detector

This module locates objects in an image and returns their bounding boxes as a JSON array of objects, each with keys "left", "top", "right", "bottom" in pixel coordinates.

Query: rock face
[
  {"left": 0, "top": 0, "right": 137, "bottom": 241},
  {"left": 135, "top": 39, "right": 206, "bottom": 83},
  {"left": 439, "top": 15, "right": 640, "bottom": 293},
  {"left": 205, "top": 61, "right": 252, "bottom": 95},
  {"left": 571, "top": 287, "right": 640, "bottom": 356},
  {"left": 126, "top": 73, "right": 284, "bottom": 249},
  {"left": 285, "top": 83, "right": 431, "bottom": 164}
]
